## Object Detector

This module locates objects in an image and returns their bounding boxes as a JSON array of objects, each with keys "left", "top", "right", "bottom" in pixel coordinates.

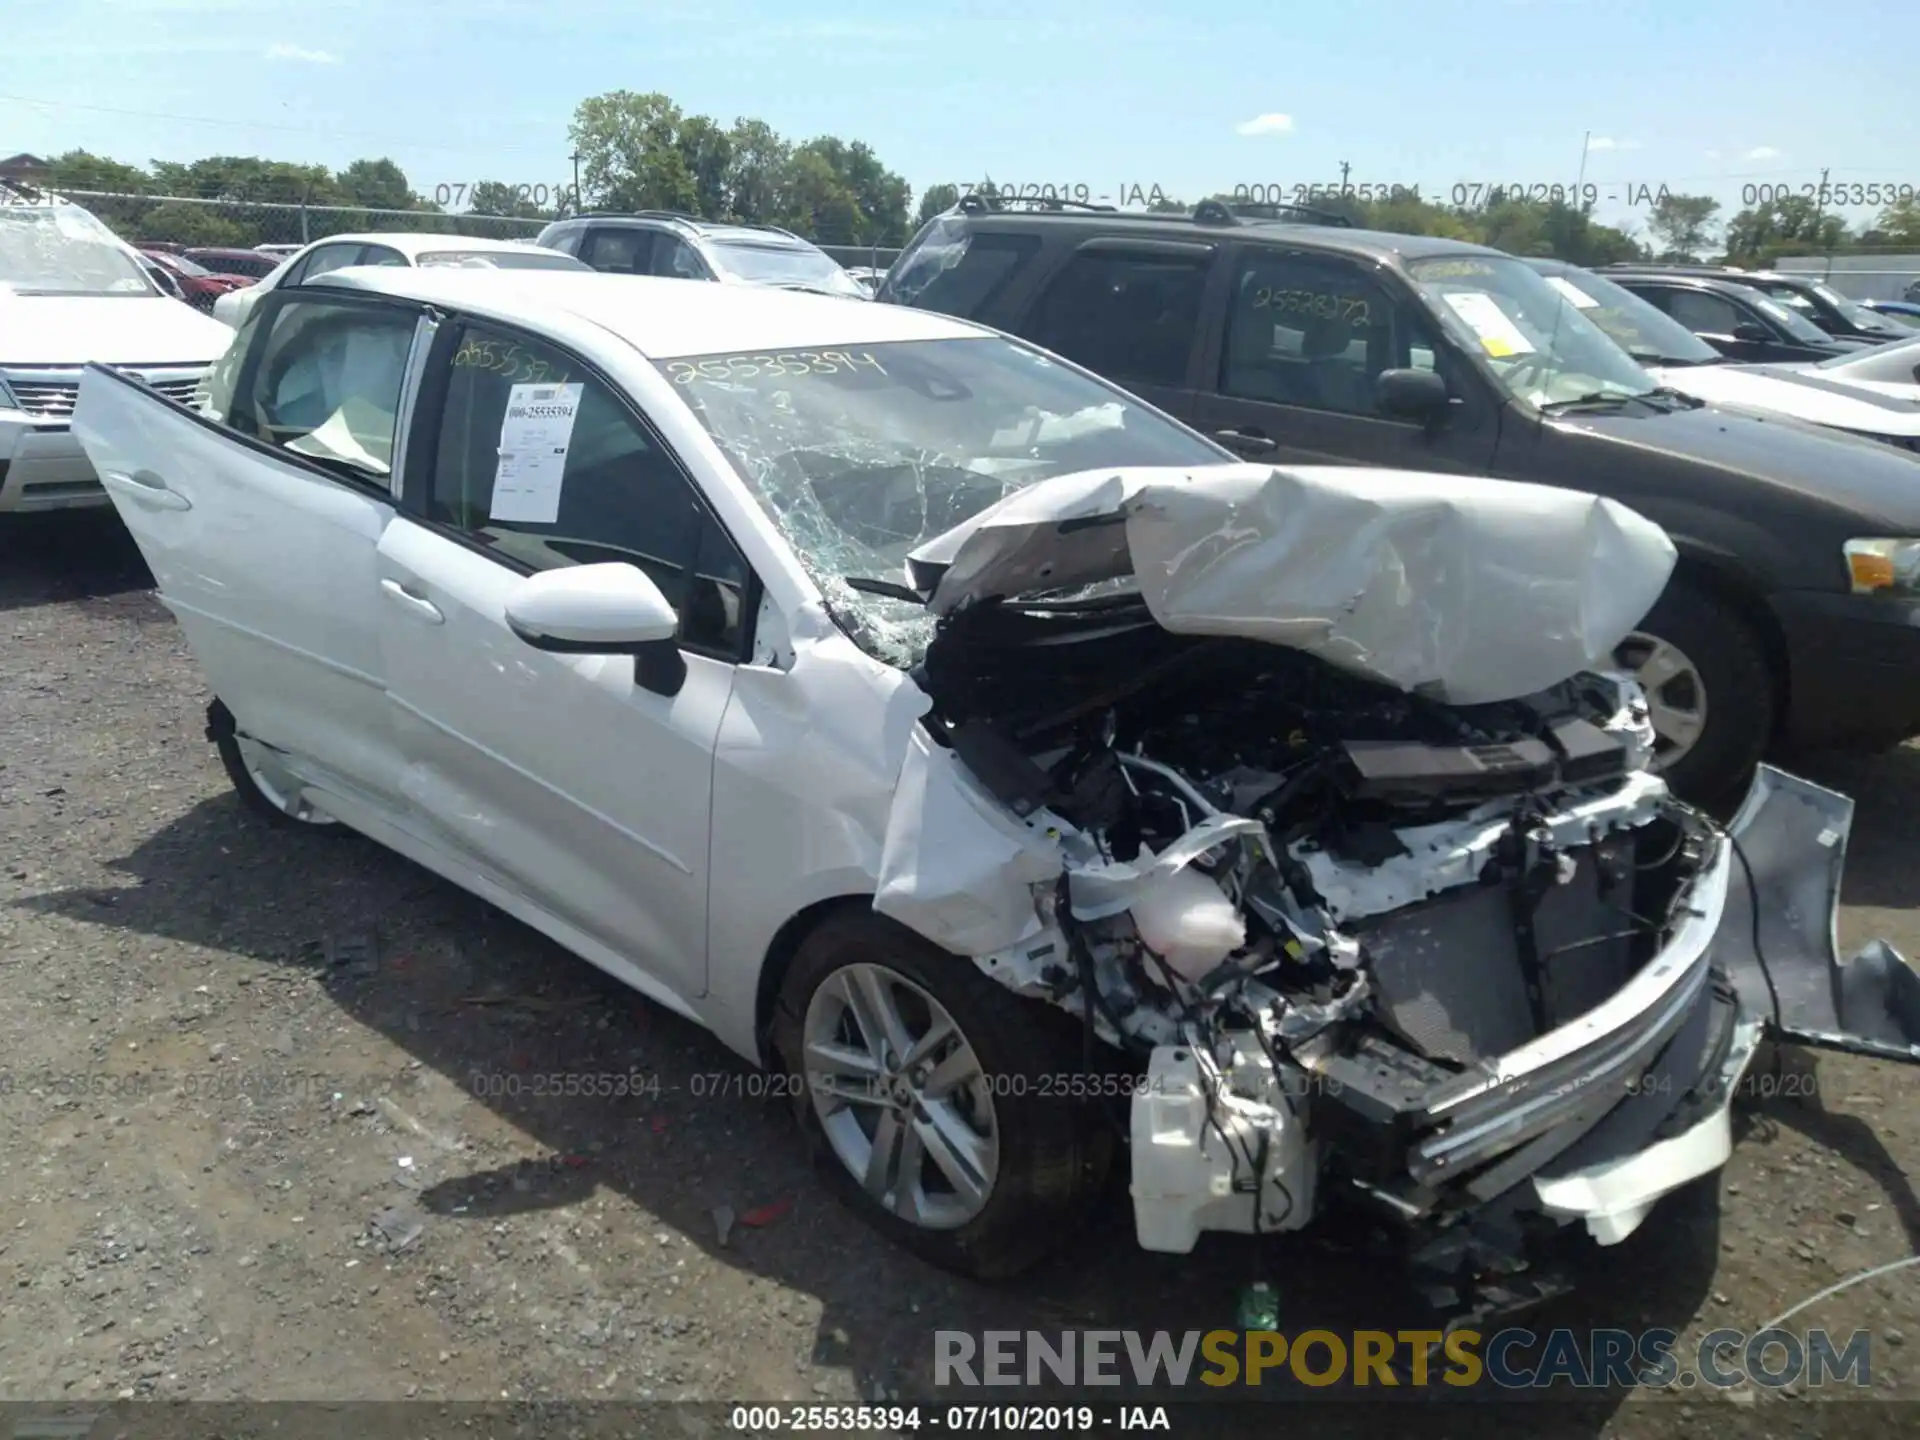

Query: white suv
[
  {"left": 536, "top": 211, "right": 868, "bottom": 299},
  {"left": 1, "top": 188, "right": 232, "bottom": 514}
]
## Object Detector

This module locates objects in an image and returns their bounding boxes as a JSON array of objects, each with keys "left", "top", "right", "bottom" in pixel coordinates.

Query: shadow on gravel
[
  {"left": 1791, "top": 743, "right": 1920, "bottom": 913},
  {"left": 0, "top": 507, "right": 153, "bottom": 613},
  {"left": 45, "top": 779, "right": 1880, "bottom": 1425}
]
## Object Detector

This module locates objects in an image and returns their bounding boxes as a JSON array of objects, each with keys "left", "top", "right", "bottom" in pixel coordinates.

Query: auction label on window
[
  {"left": 1543, "top": 275, "right": 1600, "bottom": 309},
  {"left": 1442, "top": 291, "right": 1536, "bottom": 357},
  {"left": 491, "top": 382, "right": 583, "bottom": 525}
]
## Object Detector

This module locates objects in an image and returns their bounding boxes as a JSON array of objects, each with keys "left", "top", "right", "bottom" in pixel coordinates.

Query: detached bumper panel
[{"left": 1719, "top": 765, "right": 1920, "bottom": 1062}]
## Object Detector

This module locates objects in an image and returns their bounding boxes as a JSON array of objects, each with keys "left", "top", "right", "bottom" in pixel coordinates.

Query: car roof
[
  {"left": 936, "top": 207, "right": 1503, "bottom": 265},
  {"left": 294, "top": 231, "right": 551, "bottom": 258},
  {"left": 1609, "top": 272, "right": 1760, "bottom": 298},
  {"left": 310, "top": 267, "right": 989, "bottom": 357}
]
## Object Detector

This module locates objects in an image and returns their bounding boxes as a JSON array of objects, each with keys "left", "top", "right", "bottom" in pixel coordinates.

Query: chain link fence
[
  {"left": 58, "top": 189, "right": 903, "bottom": 273},
  {"left": 63, "top": 190, "right": 549, "bottom": 252}
]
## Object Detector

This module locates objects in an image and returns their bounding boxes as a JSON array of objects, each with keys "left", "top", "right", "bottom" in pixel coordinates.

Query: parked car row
[
  {"left": 16, "top": 182, "right": 1920, "bottom": 1317},
  {"left": 1, "top": 186, "right": 234, "bottom": 513}
]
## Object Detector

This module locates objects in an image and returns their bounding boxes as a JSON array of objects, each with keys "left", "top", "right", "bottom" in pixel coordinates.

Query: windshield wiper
[
  {"left": 843, "top": 575, "right": 926, "bottom": 603},
  {"left": 1538, "top": 391, "right": 1640, "bottom": 414},
  {"left": 1642, "top": 385, "right": 1704, "bottom": 409}
]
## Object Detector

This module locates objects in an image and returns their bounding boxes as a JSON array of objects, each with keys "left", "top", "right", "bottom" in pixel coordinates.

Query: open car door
[{"left": 70, "top": 288, "right": 436, "bottom": 821}]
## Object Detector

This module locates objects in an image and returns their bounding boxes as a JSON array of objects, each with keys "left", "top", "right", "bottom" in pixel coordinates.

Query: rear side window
[
  {"left": 292, "top": 243, "right": 368, "bottom": 284},
  {"left": 227, "top": 296, "right": 418, "bottom": 484},
  {"left": 581, "top": 228, "right": 651, "bottom": 273},
  {"left": 1022, "top": 249, "right": 1209, "bottom": 388},
  {"left": 884, "top": 225, "right": 1039, "bottom": 317},
  {"left": 1666, "top": 289, "right": 1743, "bottom": 335},
  {"left": 420, "top": 321, "right": 750, "bottom": 658}
]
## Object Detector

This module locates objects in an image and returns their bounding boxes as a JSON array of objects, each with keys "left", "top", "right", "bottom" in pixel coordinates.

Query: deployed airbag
[{"left": 908, "top": 463, "right": 1677, "bottom": 705}]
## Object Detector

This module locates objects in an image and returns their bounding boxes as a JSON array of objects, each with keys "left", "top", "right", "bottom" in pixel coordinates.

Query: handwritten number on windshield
[{"left": 664, "top": 351, "right": 889, "bottom": 385}]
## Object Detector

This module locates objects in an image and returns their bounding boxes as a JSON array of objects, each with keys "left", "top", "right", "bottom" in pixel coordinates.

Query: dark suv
[
  {"left": 1601, "top": 264, "right": 1910, "bottom": 345},
  {"left": 877, "top": 197, "right": 1920, "bottom": 803},
  {"left": 1603, "top": 272, "right": 1856, "bottom": 363},
  {"left": 535, "top": 211, "right": 867, "bottom": 298}
]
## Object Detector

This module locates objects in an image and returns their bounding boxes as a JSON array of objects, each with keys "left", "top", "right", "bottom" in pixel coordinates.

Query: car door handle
[
  {"left": 1214, "top": 428, "right": 1279, "bottom": 455},
  {"left": 379, "top": 578, "right": 444, "bottom": 624},
  {"left": 99, "top": 469, "right": 192, "bottom": 511}
]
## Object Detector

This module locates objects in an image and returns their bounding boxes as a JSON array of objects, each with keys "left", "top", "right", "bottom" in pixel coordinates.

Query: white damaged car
[{"left": 68, "top": 267, "right": 1920, "bottom": 1310}]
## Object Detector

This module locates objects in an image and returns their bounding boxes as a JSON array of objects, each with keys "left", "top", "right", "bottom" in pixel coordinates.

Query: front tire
[
  {"left": 1614, "top": 577, "right": 1776, "bottom": 807},
  {"left": 209, "top": 699, "right": 341, "bottom": 830},
  {"left": 771, "top": 911, "right": 1113, "bottom": 1280}
]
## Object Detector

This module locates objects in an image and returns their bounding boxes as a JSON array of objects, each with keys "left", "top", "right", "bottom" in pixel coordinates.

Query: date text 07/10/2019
[{"left": 939, "top": 179, "right": 1905, "bottom": 211}]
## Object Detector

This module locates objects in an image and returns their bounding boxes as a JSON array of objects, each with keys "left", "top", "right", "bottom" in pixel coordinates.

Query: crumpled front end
[
  {"left": 862, "top": 459, "right": 1918, "bottom": 1300},
  {"left": 870, "top": 623, "right": 1918, "bottom": 1281}
]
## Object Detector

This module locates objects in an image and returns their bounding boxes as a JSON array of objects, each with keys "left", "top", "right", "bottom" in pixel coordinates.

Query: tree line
[{"left": 29, "top": 92, "right": 1920, "bottom": 265}]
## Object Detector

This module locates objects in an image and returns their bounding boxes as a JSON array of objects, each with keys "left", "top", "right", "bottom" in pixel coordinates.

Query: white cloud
[
  {"left": 264, "top": 41, "right": 339, "bottom": 62},
  {"left": 1585, "top": 137, "right": 1642, "bottom": 152},
  {"left": 1704, "top": 149, "right": 1720, "bottom": 159},
  {"left": 1746, "top": 145, "right": 1782, "bottom": 160},
  {"left": 1234, "top": 112, "right": 1294, "bottom": 137}
]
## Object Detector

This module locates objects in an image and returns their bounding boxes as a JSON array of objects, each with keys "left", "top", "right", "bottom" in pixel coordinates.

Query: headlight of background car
[{"left": 1845, "top": 538, "right": 1920, "bottom": 596}]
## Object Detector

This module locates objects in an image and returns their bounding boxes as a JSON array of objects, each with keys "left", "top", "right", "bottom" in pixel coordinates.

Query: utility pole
[
  {"left": 1814, "top": 165, "right": 1833, "bottom": 277},
  {"left": 1338, "top": 159, "right": 1351, "bottom": 196},
  {"left": 570, "top": 150, "right": 582, "bottom": 215}
]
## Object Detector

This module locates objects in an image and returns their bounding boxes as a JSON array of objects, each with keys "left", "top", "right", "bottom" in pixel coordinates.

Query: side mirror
[
  {"left": 1376, "top": 367, "right": 1450, "bottom": 421},
  {"left": 504, "top": 562, "right": 679, "bottom": 652},
  {"left": 1731, "top": 322, "right": 1772, "bottom": 343}
]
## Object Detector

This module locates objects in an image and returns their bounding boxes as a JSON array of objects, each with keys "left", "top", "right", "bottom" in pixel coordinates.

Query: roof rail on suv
[
  {"left": 952, "top": 192, "right": 1352, "bottom": 228},
  {"left": 568, "top": 210, "right": 813, "bottom": 242}
]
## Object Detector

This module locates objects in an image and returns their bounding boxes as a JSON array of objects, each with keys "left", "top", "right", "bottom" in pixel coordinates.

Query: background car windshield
[
  {"left": 417, "top": 249, "right": 588, "bottom": 270},
  {"left": 1539, "top": 267, "right": 1720, "bottom": 366},
  {"left": 710, "top": 242, "right": 862, "bottom": 292},
  {"left": 1810, "top": 281, "right": 1894, "bottom": 329},
  {"left": 168, "top": 252, "right": 214, "bottom": 277},
  {"left": 1750, "top": 292, "right": 1831, "bottom": 342},
  {"left": 1407, "top": 254, "right": 1655, "bottom": 405},
  {"left": 657, "top": 335, "right": 1228, "bottom": 658},
  {"left": 0, "top": 205, "right": 152, "bottom": 296}
]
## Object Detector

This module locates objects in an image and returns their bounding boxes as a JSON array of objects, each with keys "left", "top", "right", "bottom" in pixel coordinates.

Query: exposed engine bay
[
  {"left": 861, "top": 460, "right": 1920, "bottom": 1316},
  {"left": 894, "top": 594, "right": 1734, "bottom": 1288}
]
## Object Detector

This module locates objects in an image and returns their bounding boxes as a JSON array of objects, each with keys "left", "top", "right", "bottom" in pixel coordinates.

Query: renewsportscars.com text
[{"left": 935, "top": 1327, "right": 1873, "bottom": 1391}]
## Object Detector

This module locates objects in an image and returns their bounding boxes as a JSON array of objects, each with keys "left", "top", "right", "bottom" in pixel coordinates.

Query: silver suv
[{"left": 534, "top": 211, "right": 867, "bottom": 298}]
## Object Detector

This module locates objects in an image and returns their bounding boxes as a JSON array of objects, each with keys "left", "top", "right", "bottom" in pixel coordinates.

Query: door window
[
  {"left": 291, "top": 243, "right": 367, "bottom": 284},
  {"left": 1220, "top": 252, "right": 1420, "bottom": 416},
  {"left": 421, "top": 322, "right": 751, "bottom": 658},
  {"left": 650, "top": 236, "right": 708, "bottom": 280},
  {"left": 581, "top": 228, "right": 652, "bottom": 273},
  {"left": 1666, "top": 289, "right": 1744, "bottom": 335},
  {"left": 1023, "top": 248, "right": 1208, "bottom": 387},
  {"left": 227, "top": 295, "right": 419, "bottom": 483}
]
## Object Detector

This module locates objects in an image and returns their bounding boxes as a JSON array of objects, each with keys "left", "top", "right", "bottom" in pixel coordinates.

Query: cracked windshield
[{"left": 659, "top": 337, "right": 1222, "bottom": 660}]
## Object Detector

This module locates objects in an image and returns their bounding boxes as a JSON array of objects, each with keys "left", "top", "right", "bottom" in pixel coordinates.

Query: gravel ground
[{"left": 5, "top": 509, "right": 1920, "bottom": 1437}]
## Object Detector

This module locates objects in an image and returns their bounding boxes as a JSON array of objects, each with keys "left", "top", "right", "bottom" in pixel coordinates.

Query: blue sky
[{"left": 4, "top": 0, "right": 1915, "bottom": 242}]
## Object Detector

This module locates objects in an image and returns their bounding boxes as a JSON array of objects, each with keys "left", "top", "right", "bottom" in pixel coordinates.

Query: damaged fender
[{"left": 1717, "top": 766, "right": 1920, "bottom": 1060}]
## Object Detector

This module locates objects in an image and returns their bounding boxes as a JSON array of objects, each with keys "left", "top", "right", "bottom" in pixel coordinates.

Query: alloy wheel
[
  {"left": 800, "top": 961, "right": 999, "bottom": 1230},
  {"left": 1613, "top": 630, "right": 1709, "bottom": 770}
]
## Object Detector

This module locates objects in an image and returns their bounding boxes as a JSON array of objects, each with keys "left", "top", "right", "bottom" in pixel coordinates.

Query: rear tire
[
  {"left": 1616, "top": 578, "right": 1775, "bottom": 807},
  {"left": 209, "top": 699, "right": 342, "bottom": 831},
  {"left": 771, "top": 911, "right": 1114, "bottom": 1281}
]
